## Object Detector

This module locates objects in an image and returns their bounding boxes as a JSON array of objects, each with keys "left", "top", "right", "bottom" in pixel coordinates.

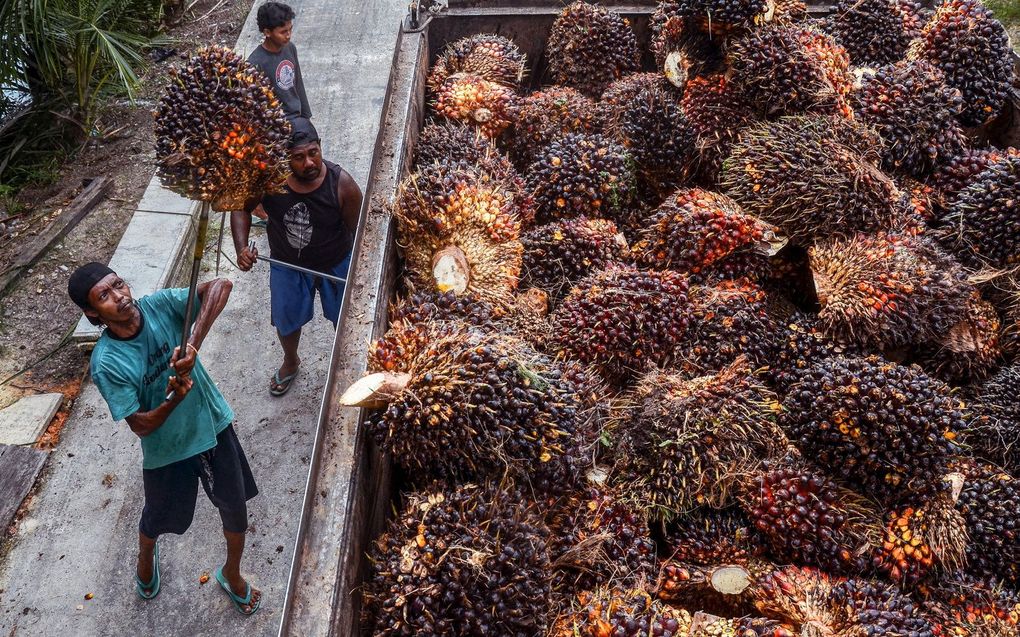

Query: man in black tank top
[{"left": 231, "top": 119, "right": 363, "bottom": 396}]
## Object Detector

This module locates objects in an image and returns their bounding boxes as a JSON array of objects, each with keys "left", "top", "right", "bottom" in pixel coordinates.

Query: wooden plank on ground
[
  {"left": 0, "top": 176, "right": 112, "bottom": 296},
  {"left": 0, "top": 444, "right": 47, "bottom": 533}
]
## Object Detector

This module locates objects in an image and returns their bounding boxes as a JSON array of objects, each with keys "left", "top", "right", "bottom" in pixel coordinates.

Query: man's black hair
[{"left": 257, "top": 2, "right": 295, "bottom": 32}]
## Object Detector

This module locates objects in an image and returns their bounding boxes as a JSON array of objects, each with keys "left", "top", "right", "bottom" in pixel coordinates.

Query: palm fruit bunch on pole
[
  {"left": 427, "top": 34, "right": 526, "bottom": 92},
  {"left": 549, "top": 587, "right": 694, "bottom": 637},
  {"left": 154, "top": 45, "right": 290, "bottom": 211},
  {"left": 394, "top": 161, "right": 523, "bottom": 305},
  {"left": 527, "top": 131, "right": 635, "bottom": 225},
  {"left": 545, "top": 1, "right": 641, "bottom": 99},
  {"left": 633, "top": 188, "right": 786, "bottom": 283},
  {"left": 727, "top": 24, "right": 854, "bottom": 119},
  {"left": 363, "top": 483, "right": 553, "bottom": 636},
  {"left": 808, "top": 233, "right": 973, "bottom": 350},
  {"left": 520, "top": 216, "right": 628, "bottom": 304},
  {"left": 721, "top": 116, "right": 905, "bottom": 244},
  {"left": 914, "top": 292, "right": 1002, "bottom": 385},
  {"left": 966, "top": 364, "right": 1020, "bottom": 473},
  {"left": 852, "top": 60, "right": 968, "bottom": 179},
  {"left": 550, "top": 264, "right": 690, "bottom": 382},
  {"left": 822, "top": 0, "right": 923, "bottom": 66},
  {"left": 908, "top": 0, "right": 1013, "bottom": 127},
  {"left": 680, "top": 75, "right": 757, "bottom": 184},
  {"left": 780, "top": 356, "right": 964, "bottom": 503},
  {"left": 949, "top": 459, "right": 1020, "bottom": 585},
  {"left": 615, "top": 360, "right": 788, "bottom": 518},
  {"left": 505, "top": 86, "right": 599, "bottom": 168}
]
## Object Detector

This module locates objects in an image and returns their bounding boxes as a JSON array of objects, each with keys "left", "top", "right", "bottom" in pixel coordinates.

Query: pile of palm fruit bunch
[
  {"left": 345, "top": 1, "right": 1020, "bottom": 634},
  {"left": 154, "top": 45, "right": 291, "bottom": 211}
]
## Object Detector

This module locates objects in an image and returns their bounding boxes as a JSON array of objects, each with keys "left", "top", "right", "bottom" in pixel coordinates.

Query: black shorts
[{"left": 139, "top": 424, "right": 258, "bottom": 537}]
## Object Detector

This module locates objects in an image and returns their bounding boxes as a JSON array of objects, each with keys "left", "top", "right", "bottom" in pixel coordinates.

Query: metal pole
[
  {"left": 166, "top": 201, "right": 211, "bottom": 401},
  {"left": 248, "top": 241, "right": 348, "bottom": 284}
]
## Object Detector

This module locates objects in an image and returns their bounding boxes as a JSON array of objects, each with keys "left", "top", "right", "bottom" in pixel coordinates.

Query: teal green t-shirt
[{"left": 90, "top": 288, "right": 234, "bottom": 469}]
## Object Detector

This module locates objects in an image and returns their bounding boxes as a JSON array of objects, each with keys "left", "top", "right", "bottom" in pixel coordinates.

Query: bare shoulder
[{"left": 336, "top": 166, "right": 363, "bottom": 200}]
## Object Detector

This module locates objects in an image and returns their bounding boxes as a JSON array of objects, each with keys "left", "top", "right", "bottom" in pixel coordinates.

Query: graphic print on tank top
[{"left": 283, "top": 201, "right": 313, "bottom": 256}]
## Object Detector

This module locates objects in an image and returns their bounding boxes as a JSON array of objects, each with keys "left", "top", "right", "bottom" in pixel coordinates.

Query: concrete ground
[{"left": 0, "top": 0, "right": 406, "bottom": 635}]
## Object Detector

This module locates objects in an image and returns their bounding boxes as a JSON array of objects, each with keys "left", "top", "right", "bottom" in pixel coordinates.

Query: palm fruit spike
[
  {"left": 772, "top": 0, "right": 808, "bottom": 23},
  {"left": 654, "top": 0, "right": 774, "bottom": 38},
  {"left": 520, "top": 217, "right": 628, "bottom": 304},
  {"left": 649, "top": 3, "right": 725, "bottom": 88},
  {"left": 915, "top": 292, "right": 1002, "bottom": 385},
  {"left": 747, "top": 565, "right": 839, "bottom": 631},
  {"left": 828, "top": 579, "right": 937, "bottom": 636},
  {"left": 935, "top": 153, "right": 1020, "bottom": 268},
  {"left": 967, "top": 364, "right": 1020, "bottom": 473},
  {"left": 617, "top": 360, "right": 788, "bottom": 518},
  {"left": 823, "top": 0, "right": 923, "bottom": 66},
  {"left": 929, "top": 147, "right": 1020, "bottom": 214},
  {"left": 346, "top": 322, "right": 588, "bottom": 491},
  {"left": 550, "top": 587, "right": 694, "bottom": 637},
  {"left": 431, "top": 72, "right": 519, "bottom": 139},
  {"left": 426, "top": 34, "right": 526, "bottom": 92},
  {"left": 739, "top": 460, "right": 884, "bottom": 575},
  {"left": 666, "top": 509, "right": 768, "bottom": 566},
  {"left": 921, "top": 575, "right": 1020, "bottom": 637},
  {"left": 527, "top": 131, "right": 634, "bottom": 225},
  {"left": 363, "top": 482, "right": 552, "bottom": 636},
  {"left": 768, "top": 310, "right": 863, "bottom": 398},
  {"left": 872, "top": 489, "right": 968, "bottom": 587},
  {"left": 809, "top": 233, "right": 972, "bottom": 350},
  {"left": 394, "top": 161, "right": 522, "bottom": 305},
  {"left": 727, "top": 24, "right": 854, "bottom": 118},
  {"left": 780, "top": 355, "right": 964, "bottom": 502},
  {"left": 681, "top": 75, "right": 757, "bottom": 185},
  {"left": 721, "top": 116, "right": 904, "bottom": 243},
  {"left": 687, "top": 612, "right": 797, "bottom": 637},
  {"left": 680, "top": 279, "right": 781, "bottom": 375},
  {"left": 633, "top": 188, "right": 786, "bottom": 283},
  {"left": 852, "top": 60, "right": 968, "bottom": 179},
  {"left": 908, "top": 0, "right": 1013, "bottom": 127},
  {"left": 154, "top": 45, "right": 290, "bottom": 211},
  {"left": 547, "top": 487, "right": 657, "bottom": 592},
  {"left": 505, "top": 86, "right": 599, "bottom": 168},
  {"left": 950, "top": 459, "right": 1020, "bottom": 584},
  {"left": 545, "top": 1, "right": 640, "bottom": 99},
  {"left": 550, "top": 264, "right": 689, "bottom": 382},
  {"left": 414, "top": 119, "right": 498, "bottom": 169},
  {"left": 597, "top": 73, "right": 697, "bottom": 197}
]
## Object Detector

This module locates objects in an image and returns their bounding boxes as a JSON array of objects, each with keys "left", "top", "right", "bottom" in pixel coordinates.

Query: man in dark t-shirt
[
  {"left": 232, "top": 118, "right": 363, "bottom": 396},
  {"left": 247, "top": 2, "right": 311, "bottom": 122}
]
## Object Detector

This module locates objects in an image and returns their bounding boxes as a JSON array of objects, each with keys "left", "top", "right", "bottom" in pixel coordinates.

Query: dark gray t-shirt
[{"left": 247, "top": 42, "right": 312, "bottom": 121}]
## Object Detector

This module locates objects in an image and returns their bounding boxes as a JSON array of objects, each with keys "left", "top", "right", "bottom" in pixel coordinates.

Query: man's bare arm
[
  {"left": 337, "top": 169, "right": 364, "bottom": 235},
  {"left": 125, "top": 373, "right": 193, "bottom": 437},
  {"left": 189, "top": 278, "right": 232, "bottom": 351}
]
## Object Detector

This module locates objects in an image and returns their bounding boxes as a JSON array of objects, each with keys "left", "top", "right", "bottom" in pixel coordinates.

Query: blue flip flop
[
  {"left": 269, "top": 368, "right": 299, "bottom": 397},
  {"left": 135, "top": 541, "right": 160, "bottom": 600},
  {"left": 215, "top": 567, "right": 261, "bottom": 616}
]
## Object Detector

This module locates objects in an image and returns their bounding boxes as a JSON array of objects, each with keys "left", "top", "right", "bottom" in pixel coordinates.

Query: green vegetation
[{"left": 987, "top": 0, "right": 1020, "bottom": 27}]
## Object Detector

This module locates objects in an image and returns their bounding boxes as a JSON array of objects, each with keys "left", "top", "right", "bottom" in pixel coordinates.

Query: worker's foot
[
  {"left": 269, "top": 360, "right": 300, "bottom": 396},
  {"left": 215, "top": 567, "right": 262, "bottom": 615}
]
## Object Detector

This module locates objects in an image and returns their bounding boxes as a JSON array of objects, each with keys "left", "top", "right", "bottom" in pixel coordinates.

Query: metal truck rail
[{"left": 277, "top": 3, "right": 1020, "bottom": 635}]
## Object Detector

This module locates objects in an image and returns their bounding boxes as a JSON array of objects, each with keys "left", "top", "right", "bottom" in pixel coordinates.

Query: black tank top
[{"left": 263, "top": 160, "right": 354, "bottom": 270}]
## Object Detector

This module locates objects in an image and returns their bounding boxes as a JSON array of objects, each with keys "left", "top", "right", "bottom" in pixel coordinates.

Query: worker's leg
[{"left": 268, "top": 263, "right": 314, "bottom": 393}]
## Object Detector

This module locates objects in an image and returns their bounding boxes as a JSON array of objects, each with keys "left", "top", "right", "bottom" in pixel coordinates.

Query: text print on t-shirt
[
  {"left": 284, "top": 201, "right": 313, "bottom": 256},
  {"left": 142, "top": 340, "right": 172, "bottom": 387},
  {"left": 276, "top": 59, "right": 296, "bottom": 91}
]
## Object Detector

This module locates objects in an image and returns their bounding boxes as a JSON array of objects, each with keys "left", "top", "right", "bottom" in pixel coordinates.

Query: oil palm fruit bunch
[
  {"left": 934, "top": 152, "right": 1020, "bottom": 268},
  {"left": 506, "top": 86, "right": 599, "bottom": 168},
  {"left": 687, "top": 613, "right": 796, "bottom": 637},
  {"left": 633, "top": 188, "right": 786, "bottom": 283},
  {"left": 550, "top": 587, "right": 694, "bottom": 637},
  {"left": 649, "top": 3, "right": 725, "bottom": 88},
  {"left": 768, "top": 310, "right": 864, "bottom": 397},
  {"left": 155, "top": 45, "right": 290, "bottom": 211},
  {"left": 346, "top": 321, "right": 588, "bottom": 491},
  {"left": 363, "top": 482, "right": 553, "bottom": 635},
  {"left": 547, "top": 487, "right": 657, "bottom": 592},
  {"left": 551, "top": 264, "right": 690, "bottom": 382},
  {"left": 722, "top": 116, "right": 904, "bottom": 243},
  {"left": 908, "top": 0, "right": 1013, "bottom": 127},
  {"left": 727, "top": 24, "right": 854, "bottom": 118},
  {"left": 616, "top": 361, "right": 788, "bottom": 517},
  {"left": 521, "top": 217, "right": 629, "bottom": 304},
  {"left": 601, "top": 74, "right": 698, "bottom": 197},
  {"left": 822, "top": 0, "right": 923, "bottom": 66},
  {"left": 395, "top": 161, "right": 523, "bottom": 305},
  {"left": 809, "top": 233, "right": 972, "bottom": 350},
  {"left": 826, "top": 578, "right": 937, "bottom": 636},
  {"left": 780, "top": 355, "right": 964, "bottom": 503},
  {"left": 426, "top": 34, "right": 526, "bottom": 92},
  {"left": 852, "top": 60, "right": 968, "bottom": 179},
  {"left": 656, "top": 561, "right": 764, "bottom": 618},
  {"left": 871, "top": 489, "right": 968, "bottom": 586},
  {"left": 681, "top": 279, "right": 781, "bottom": 374},
  {"left": 967, "top": 364, "right": 1020, "bottom": 473},
  {"left": 546, "top": 1, "right": 641, "bottom": 99},
  {"left": 739, "top": 460, "right": 884, "bottom": 575},
  {"left": 528, "top": 131, "right": 634, "bottom": 225},
  {"left": 681, "top": 75, "right": 757, "bottom": 184},
  {"left": 666, "top": 509, "right": 768, "bottom": 568},
  {"left": 921, "top": 575, "right": 1020, "bottom": 637},
  {"left": 746, "top": 565, "right": 839, "bottom": 630},
  {"left": 928, "top": 147, "right": 1020, "bottom": 214},
  {"left": 654, "top": 0, "right": 774, "bottom": 38},
  {"left": 387, "top": 288, "right": 495, "bottom": 331},
  {"left": 431, "top": 73, "right": 519, "bottom": 139},
  {"left": 915, "top": 292, "right": 1002, "bottom": 385},
  {"left": 950, "top": 459, "right": 1020, "bottom": 584}
]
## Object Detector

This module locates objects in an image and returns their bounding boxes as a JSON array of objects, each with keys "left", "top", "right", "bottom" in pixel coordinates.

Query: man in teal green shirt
[{"left": 68, "top": 262, "right": 261, "bottom": 615}]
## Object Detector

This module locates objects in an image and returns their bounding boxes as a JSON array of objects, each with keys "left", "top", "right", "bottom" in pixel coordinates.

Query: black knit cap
[
  {"left": 67, "top": 262, "right": 115, "bottom": 312},
  {"left": 289, "top": 117, "right": 319, "bottom": 148}
]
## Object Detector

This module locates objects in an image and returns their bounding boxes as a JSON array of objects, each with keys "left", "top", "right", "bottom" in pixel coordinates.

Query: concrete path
[{"left": 0, "top": 1, "right": 406, "bottom": 635}]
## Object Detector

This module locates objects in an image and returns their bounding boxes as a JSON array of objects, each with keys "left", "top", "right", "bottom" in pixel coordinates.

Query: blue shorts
[{"left": 269, "top": 254, "right": 351, "bottom": 337}]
